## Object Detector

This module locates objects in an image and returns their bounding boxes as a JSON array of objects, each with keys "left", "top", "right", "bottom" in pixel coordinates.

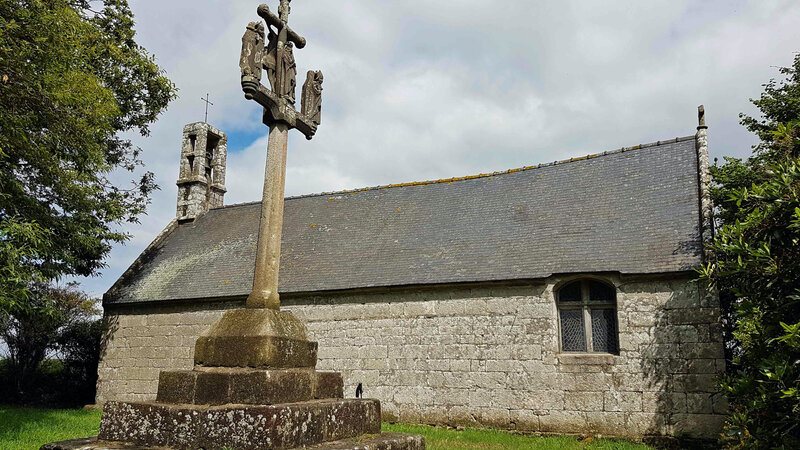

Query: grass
[
  {"left": 0, "top": 406, "right": 101, "bottom": 450},
  {"left": 383, "top": 423, "right": 653, "bottom": 450},
  {"left": 0, "top": 406, "right": 652, "bottom": 450}
]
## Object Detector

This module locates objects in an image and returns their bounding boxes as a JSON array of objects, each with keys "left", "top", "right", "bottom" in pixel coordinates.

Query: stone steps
[
  {"left": 156, "top": 368, "right": 343, "bottom": 405},
  {"left": 43, "top": 308, "right": 423, "bottom": 449},
  {"left": 42, "top": 433, "right": 426, "bottom": 450},
  {"left": 96, "top": 399, "right": 382, "bottom": 449}
]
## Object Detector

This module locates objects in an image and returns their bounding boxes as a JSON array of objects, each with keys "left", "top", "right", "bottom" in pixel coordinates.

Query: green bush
[
  {"left": 0, "top": 283, "right": 104, "bottom": 407},
  {"left": 57, "top": 318, "right": 105, "bottom": 405},
  {"left": 0, "top": 320, "right": 103, "bottom": 407},
  {"left": 702, "top": 54, "right": 800, "bottom": 448}
]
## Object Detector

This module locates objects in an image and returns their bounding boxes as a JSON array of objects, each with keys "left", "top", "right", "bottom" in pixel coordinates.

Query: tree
[
  {"left": 0, "top": 282, "right": 99, "bottom": 399},
  {"left": 0, "top": 0, "right": 177, "bottom": 312},
  {"left": 702, "top": 54, "right": 800, "bottom": 448},
  {"left": 56, "top": 309, "right": 106, "bottom": 406}
]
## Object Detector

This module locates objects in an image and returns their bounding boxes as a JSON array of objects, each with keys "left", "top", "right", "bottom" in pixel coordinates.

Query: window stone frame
[{"left": 556, "top": 278, "right": 619, "bottom": 354}]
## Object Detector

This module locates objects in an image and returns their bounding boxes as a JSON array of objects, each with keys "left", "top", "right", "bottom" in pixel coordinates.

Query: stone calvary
[
  {"left": 46, "top": 2, "right": 728, "bottom": 447},
  {"left": 42, "top": 1, "right": 424, "bottom": 449}
]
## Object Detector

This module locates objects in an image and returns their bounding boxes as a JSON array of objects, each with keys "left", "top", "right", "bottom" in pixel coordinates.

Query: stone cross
[{"left": 240, "top": 0, "right": 323, "bottom": 310}]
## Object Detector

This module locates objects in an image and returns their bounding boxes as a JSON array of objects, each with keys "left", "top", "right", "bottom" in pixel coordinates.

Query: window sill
[{"left": 557, "top": 353, "right": 616, "bottom": 365}]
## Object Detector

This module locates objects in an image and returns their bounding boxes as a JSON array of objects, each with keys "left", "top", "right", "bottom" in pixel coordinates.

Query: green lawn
[
  {"left": 0, "top": 407, "right": 101, "bottom": 450},
  {"left": 384, "top": 423, "right": 653, "bottom": 450},
  {"left": 0, "top": 406, "right": 652, "bottom": 450}
]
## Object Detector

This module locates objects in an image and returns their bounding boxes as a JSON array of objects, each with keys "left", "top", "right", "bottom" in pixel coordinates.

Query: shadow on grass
[{"left": 383, "top": 423, "right": 653, "bottom": 450}]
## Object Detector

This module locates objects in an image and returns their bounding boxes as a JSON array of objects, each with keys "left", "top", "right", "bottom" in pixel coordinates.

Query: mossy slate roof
[{"left": 105, "top": 136, "right": 703, "bottom": 304}]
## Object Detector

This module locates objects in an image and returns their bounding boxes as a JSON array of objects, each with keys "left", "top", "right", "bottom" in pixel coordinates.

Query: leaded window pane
[
  {"left": 560, "top": 309, "right": 586, "bottom": 352},
  {"left": 591, "top": 309, "right": 618, "bottom": 353},
  {"left": 588, "top": 281, "right": 615, "bottom": 302},
  {"left": 558, "top": 281, "right": 582, "bottom": 302}
]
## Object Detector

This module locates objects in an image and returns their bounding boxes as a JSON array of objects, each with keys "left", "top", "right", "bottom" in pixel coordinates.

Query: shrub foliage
[
  {"left": 702, "top": 54, "right": 800, "bottom": 448},
  {"left": 0, "top": 283, "right": 103, "bottom": 406}
]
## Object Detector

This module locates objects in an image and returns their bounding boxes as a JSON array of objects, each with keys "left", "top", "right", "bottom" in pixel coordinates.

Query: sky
[{"left": 73, "top": 0, "right": 800, "bottom": 298}]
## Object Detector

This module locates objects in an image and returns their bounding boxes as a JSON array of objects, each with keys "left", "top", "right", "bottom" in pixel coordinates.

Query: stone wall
[
  {"left": 96, "top": 301, "right": 238, "bottom": 404},
  {"left": 97, "top": 274, "right": 725, "bottom": 439}
]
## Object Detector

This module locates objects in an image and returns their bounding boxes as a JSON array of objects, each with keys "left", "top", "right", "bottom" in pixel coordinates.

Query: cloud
[{"left": 72, "top": 0, "right": 800, "bottom": 298}]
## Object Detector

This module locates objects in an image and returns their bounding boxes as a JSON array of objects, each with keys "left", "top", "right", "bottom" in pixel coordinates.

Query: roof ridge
[{"left": 214, "top": 134, "right": 696, "bottom": 210}]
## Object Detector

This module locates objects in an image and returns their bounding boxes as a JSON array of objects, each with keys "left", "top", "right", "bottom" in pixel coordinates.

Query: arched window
[{"left": 557, "top": 279, "right": 618, "bottom": 354}]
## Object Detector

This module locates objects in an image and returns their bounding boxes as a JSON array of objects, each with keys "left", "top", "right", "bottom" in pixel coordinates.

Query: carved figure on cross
[
  {"left": 240, "top": 0, "right": 322, "bottom": 139},
  {"left": 238, "top": 1, "right": 323, "bottom": 310}
]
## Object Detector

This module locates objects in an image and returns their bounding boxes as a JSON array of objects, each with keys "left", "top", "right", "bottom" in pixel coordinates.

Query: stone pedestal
[{"left": 43, "top": 309, "right": 424, "bottom": 449}]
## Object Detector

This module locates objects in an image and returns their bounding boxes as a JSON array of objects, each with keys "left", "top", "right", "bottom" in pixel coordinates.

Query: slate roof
[{"left": 104, "top": 135, "right": 703, "bottom": 304}]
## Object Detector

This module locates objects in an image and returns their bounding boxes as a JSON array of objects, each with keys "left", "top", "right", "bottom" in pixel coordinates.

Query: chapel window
[{"left": 557, "top": 279, "right": 618, "bottom": 354}]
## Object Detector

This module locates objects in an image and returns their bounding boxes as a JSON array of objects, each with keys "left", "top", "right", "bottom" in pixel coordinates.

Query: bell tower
[{"left": 176, "top": 122, "right": 227, "bottom": 222}]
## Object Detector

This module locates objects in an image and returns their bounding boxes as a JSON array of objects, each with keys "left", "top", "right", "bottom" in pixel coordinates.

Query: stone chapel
[{"left": 96, "top": 113, "right": 725, "bottom": 440}]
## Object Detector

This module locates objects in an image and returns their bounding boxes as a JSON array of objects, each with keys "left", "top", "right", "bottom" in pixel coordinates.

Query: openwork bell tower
[{"left": 176, "top": 122, "right": 228, "bottom": 221}]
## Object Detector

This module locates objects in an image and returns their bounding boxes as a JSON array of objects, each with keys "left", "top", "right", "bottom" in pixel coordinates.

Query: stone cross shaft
[{"left": 239, "top": 1, "right": 324, "bottom": 310}]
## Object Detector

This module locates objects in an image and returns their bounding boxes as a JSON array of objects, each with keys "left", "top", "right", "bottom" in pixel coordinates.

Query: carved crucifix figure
[{"left": 239, "top": 1, "right": 323, "bottom": 310}]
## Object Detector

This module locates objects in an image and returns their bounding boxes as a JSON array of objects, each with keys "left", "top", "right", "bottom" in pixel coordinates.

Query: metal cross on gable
[
  {"left": 238, "top": 1, "right": 324, "bottom": 310},
  {"left": 201, "top": 93, "right": 213, "bottom": 123}
]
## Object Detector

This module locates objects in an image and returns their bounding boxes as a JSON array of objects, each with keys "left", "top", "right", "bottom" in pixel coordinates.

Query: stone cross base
[
  {"left": 156, "top": 367, "right": 343, "bottom": 405},
  {"left": 42, "top": 308, "right": 425, "bottom": 449},
  {"left": 193, "top": 308, "right": 318, "bottom": 368},
  {"left": 96, "top": 399, "right": 383, "bottom": 448},
  {"left": 43, "top": 433, "right": 425, "bottom": 450}
]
